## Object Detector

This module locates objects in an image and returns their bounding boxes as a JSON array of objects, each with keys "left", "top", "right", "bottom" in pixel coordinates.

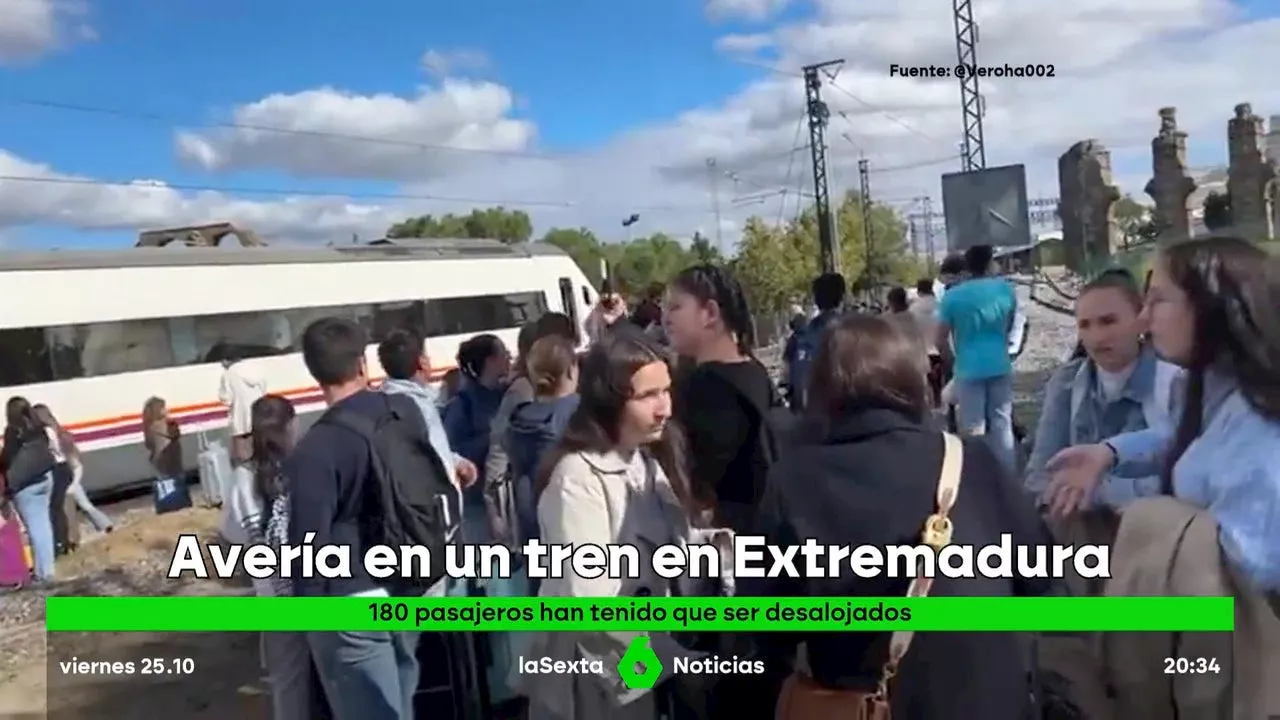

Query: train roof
[{"left": 0, "top": 237, "right": 570, "bottom": 273}]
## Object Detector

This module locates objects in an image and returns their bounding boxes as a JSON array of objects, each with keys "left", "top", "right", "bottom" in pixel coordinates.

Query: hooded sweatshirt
[
  {"left": 380, "top": 377, "right": 461, "bottom": 488},
  {"left": 506, "top": 394, "right": 580, "bottom": 487},
  {"left": 484, "top": 376, "right": 535, "bottom": 492},
  {"left": 443, "top": 377, "right": 506, "bottom": 486},
  {"left": 505, "top": 394, "right": 579, "bottom": 544},
  {"left": 674, "top": 359, "right": 777, "bottom": 512},
  {"left": 218, "top": 361, "right": 267, "bottom": 436}
]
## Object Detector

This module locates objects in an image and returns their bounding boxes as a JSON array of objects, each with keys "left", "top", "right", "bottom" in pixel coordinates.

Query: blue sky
[
  {"left": 2, "top": 0, "right": 770, "bottom": 246},
  {"left": 1, "top": 0, "right": 1277, "bottom": 249}
]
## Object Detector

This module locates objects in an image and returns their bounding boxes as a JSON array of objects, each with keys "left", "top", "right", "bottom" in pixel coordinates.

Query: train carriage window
[
  {"left": 191, "top": 312, "right": 290, "bottom": 364},
  {"left": 51, "top": 319, "right": 176, "bottom": 378},
  {"left": 283, "top": 304, "right": 371, "bottom": 350},
  {"left": 424, "top": 292, "right": 547, "bottom": 337},
  {"left": 0, "top": 328, "right": 55, "bottom": 386},
  {"left": 371, "top": 301, "right": 426, "bottom": 342}
]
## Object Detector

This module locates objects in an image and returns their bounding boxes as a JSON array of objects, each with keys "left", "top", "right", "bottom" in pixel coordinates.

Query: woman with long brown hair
[
  {"left": 33, "top": 405, "right": 113, "bottom": 553},
  {"left": 0, "top": 396, "right": 58, "bottom": 583},
  {"left": 141, "top": 396, "right": 189, "bottom": 513},
  {"left": 1047, "top": 235, "right": 1280, "bottom": 590},
  {"left": 226, "top": 394, "right": 314, "bottom": 719},
  {"left": 522, "top": 331, "right": 723, "bottom": 720},
  {"left": 742, "top": 313, "right": 1049, "bottom": 719}
]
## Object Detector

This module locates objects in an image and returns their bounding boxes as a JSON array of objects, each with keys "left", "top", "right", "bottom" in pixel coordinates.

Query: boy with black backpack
[
  {"left": 785, "top": 272, "right": 847, "bottom": 413},
  {"left": 288, "top": 317, "right": 463, "bottom": 720}
]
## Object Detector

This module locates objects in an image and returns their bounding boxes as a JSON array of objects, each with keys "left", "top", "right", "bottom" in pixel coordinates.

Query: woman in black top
[
  {"left": 740, "top": 313, "right": 1051, "bottom": 719},
  {"left": 663, "top": 264, "right": 777, "bottom": 531},
  {"left": 0, "top": 396, "right": 59, "bottom": 582}
]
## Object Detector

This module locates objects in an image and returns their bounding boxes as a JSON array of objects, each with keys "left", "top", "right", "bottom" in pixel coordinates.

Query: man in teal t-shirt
[{"left": 937, "top": 245, "right": 1017, "bottom": 471}]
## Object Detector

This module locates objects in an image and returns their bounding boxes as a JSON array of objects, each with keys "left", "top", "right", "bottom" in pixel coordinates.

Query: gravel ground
[
  {"left": 0, "top": 283, "right": 1081, "bottom": 717},
  {"left": 1011, "top": 272, "right": 1078, "bottom": 433}
]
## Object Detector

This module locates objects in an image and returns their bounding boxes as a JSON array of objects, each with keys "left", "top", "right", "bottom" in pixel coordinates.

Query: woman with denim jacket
[
  {"left": 1046, "top": 237, "right": 1280, "bottom": 592},
  {"left": 1025, "top": 270, "right": 1176, "bottom": 509}
]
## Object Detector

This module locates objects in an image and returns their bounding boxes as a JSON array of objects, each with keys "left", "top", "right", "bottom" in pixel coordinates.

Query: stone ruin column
[
  {"left": 1144, "top": 107, "right": 1196, "bottom": 240},
  {"left": 1058, "top": 140, "right": 1121, "bottom": 273},
  {"left": 1227, "top": 103, "right": 1278, "bottom": 240}
]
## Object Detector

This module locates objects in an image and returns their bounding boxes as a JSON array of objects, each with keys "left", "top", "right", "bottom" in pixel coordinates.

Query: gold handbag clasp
[{"left": 921, "top": 513, "right": 952, "bottom": 548}]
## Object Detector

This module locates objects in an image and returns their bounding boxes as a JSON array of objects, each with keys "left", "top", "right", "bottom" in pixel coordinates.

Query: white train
[{"left": 0, "top": 238, "right": 598, "bottom": 495}]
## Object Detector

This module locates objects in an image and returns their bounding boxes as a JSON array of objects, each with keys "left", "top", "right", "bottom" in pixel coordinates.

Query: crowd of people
[{"left": 1, "top": 234, "right": 1278, "bottom": 719}]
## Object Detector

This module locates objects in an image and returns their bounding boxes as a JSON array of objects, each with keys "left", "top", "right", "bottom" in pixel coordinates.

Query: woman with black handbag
[{"left": 0, "top": 396, "right": 58, "bottom": 584}]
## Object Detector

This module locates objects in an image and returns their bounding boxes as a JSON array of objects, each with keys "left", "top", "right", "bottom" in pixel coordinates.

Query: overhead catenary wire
[
  {"left": 821, "top": 71, "right": 938, "bottom": 143},
  {"left": 0, "top": 174, "right": 721, "bottom": 215},
  {"left": 777, "top": 114, "right": 808, "bottom": 228},
  {"left": 3, "top": 97, "right": 564, "bottom": 161}
]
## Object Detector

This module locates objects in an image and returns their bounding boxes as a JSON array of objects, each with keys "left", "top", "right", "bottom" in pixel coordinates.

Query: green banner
[{"left": 44, "top": 596, "right": 1233, "bottom": 632}]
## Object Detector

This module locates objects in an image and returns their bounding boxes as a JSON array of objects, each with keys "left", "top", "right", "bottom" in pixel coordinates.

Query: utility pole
[
  {"left": 802, "top": 59, "right": 844, "bottom": 275},
  {"left": 706, "top": 158, "right": 724, "bottom": 253},
  {"left": 953, "top": 0, "right": 987, "bottom": 171},
  {"left": 921, "top": 196, "right": 937, "bottom": 274},
  {"left": 857, "top": 158, "right": 874, "bottom": 297}
]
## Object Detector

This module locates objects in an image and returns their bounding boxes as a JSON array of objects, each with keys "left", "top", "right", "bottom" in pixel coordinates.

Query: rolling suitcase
[{"left": 196, "top": 433, "right": 233, "bottom": 508}]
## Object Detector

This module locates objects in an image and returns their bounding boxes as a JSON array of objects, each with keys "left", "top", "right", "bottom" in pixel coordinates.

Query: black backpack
[{"left": 317, "top": 394, "right": 461, "bottom": 593}]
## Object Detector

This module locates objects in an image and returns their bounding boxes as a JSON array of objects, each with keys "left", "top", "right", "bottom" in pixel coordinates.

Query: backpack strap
[{"left": 871, "top": 432, "right": 965, "bottom": 703}]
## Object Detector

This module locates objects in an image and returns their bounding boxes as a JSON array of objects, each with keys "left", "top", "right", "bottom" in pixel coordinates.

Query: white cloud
[
  {"left": 174, "top": 81, "right": 538, "bottom": 182},
  {"left": 420, "top": 48, "right": 491, "bottom": 78},
  {"left": 4, "top": 1, "right": 1279, "bottom": 249},
  {"left": 0, "top": 0, "right": 93, "bottom": 63},
  {"left": 714, "top": 32, "right": 776, "bottom": 55},
  {"left": 705, "top": 0, "right": 793, "bottom": 22},
  {"left": 0, "top": 151, "right": 405, "bottom": 240}
]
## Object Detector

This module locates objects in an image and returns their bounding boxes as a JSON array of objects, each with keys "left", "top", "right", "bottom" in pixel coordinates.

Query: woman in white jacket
[
  {"left": 218, "top": 356, "right": 267, "bottom": 465},
  {"left": 525, "top": 331, "right": 730, "bottom": 720},
  {"left": 226, "top": 394, "right": 315, "bottom": 720}
]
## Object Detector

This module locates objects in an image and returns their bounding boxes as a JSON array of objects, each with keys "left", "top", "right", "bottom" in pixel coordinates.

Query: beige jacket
[
  {"left": 1102, "top": 496, "right": 1280, "bottom": 720},
  {"left": 520, "top": 449, "right": 722, "bottom": 720}
]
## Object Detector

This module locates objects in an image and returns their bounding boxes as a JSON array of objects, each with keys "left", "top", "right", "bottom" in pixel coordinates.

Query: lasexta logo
[{"left": 617, "top": 636, "right": 663, "bottom": 690}]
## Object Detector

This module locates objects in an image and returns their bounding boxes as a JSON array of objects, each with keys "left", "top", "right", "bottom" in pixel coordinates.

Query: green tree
[
  {"left": 732, "top": 191, "right": 922, "bottom": 313},
  {"left": 539, "top": 227, "right": 607, "bottom": 287},
  {"left": 732, "top": 217, "right": 807, "bottom": 314},
  {"left": 689, "top": 232, "right": 725, "bottom": 266},
  {"left": 387, "top": 206, "right": 533, "bottom": 243},
  {"left": 611, "top": 233, "right": 702, "bottom": 295},
  {"left": 1113, "top": 194, "right": 1156, "bottom": 248}
]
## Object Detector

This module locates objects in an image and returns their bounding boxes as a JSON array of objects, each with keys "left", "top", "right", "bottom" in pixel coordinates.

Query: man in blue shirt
[{"left": 937, "top": 245, "right": 1018, "bottom": 471}]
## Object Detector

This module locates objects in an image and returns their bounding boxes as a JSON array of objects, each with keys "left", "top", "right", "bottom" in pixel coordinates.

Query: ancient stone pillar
[
  {"left": 1058, "top": 140, "right": 1121, "bottom": 273},
  {"left": 1144, "top": 107, "right": 1196, "bottom": 240},
  {"left": 1227, "top": 103, "right": 1278, "bottom": 240}
]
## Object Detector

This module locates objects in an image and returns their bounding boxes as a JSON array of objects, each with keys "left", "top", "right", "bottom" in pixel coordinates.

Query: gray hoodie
[
  {"left": 484, "top": 376, "right": 535, "bottom": 490},
  {"left": 380, "top": 378, "right": 462, "bottom": 487}
]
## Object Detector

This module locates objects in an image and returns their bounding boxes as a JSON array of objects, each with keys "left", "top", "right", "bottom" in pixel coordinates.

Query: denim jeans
[
  {"left": 12, "top": 472, "right": 55, "bottom": 581},
  {"left": 67, "top": 482, "right": 113, "bottom": 532},
  {"left": 954, "top": 374, "right": 1016, "bottom": 473},
  {"left": 308, "top": 629, "right": 419, "bottom": 720},
  {"left": 261, "top": 631, "right": 315, "bottom": 720}
]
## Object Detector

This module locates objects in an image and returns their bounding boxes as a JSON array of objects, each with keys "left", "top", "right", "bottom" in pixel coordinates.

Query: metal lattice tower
[
  {"left": 855, "top": 156, "right": 875, "bottom": 294},
  {"left": 952, "top": 0, "right": 986, "bottom": 171},
  {"left": 802, "top": 59, "right": 844, "bottom": 274}
]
